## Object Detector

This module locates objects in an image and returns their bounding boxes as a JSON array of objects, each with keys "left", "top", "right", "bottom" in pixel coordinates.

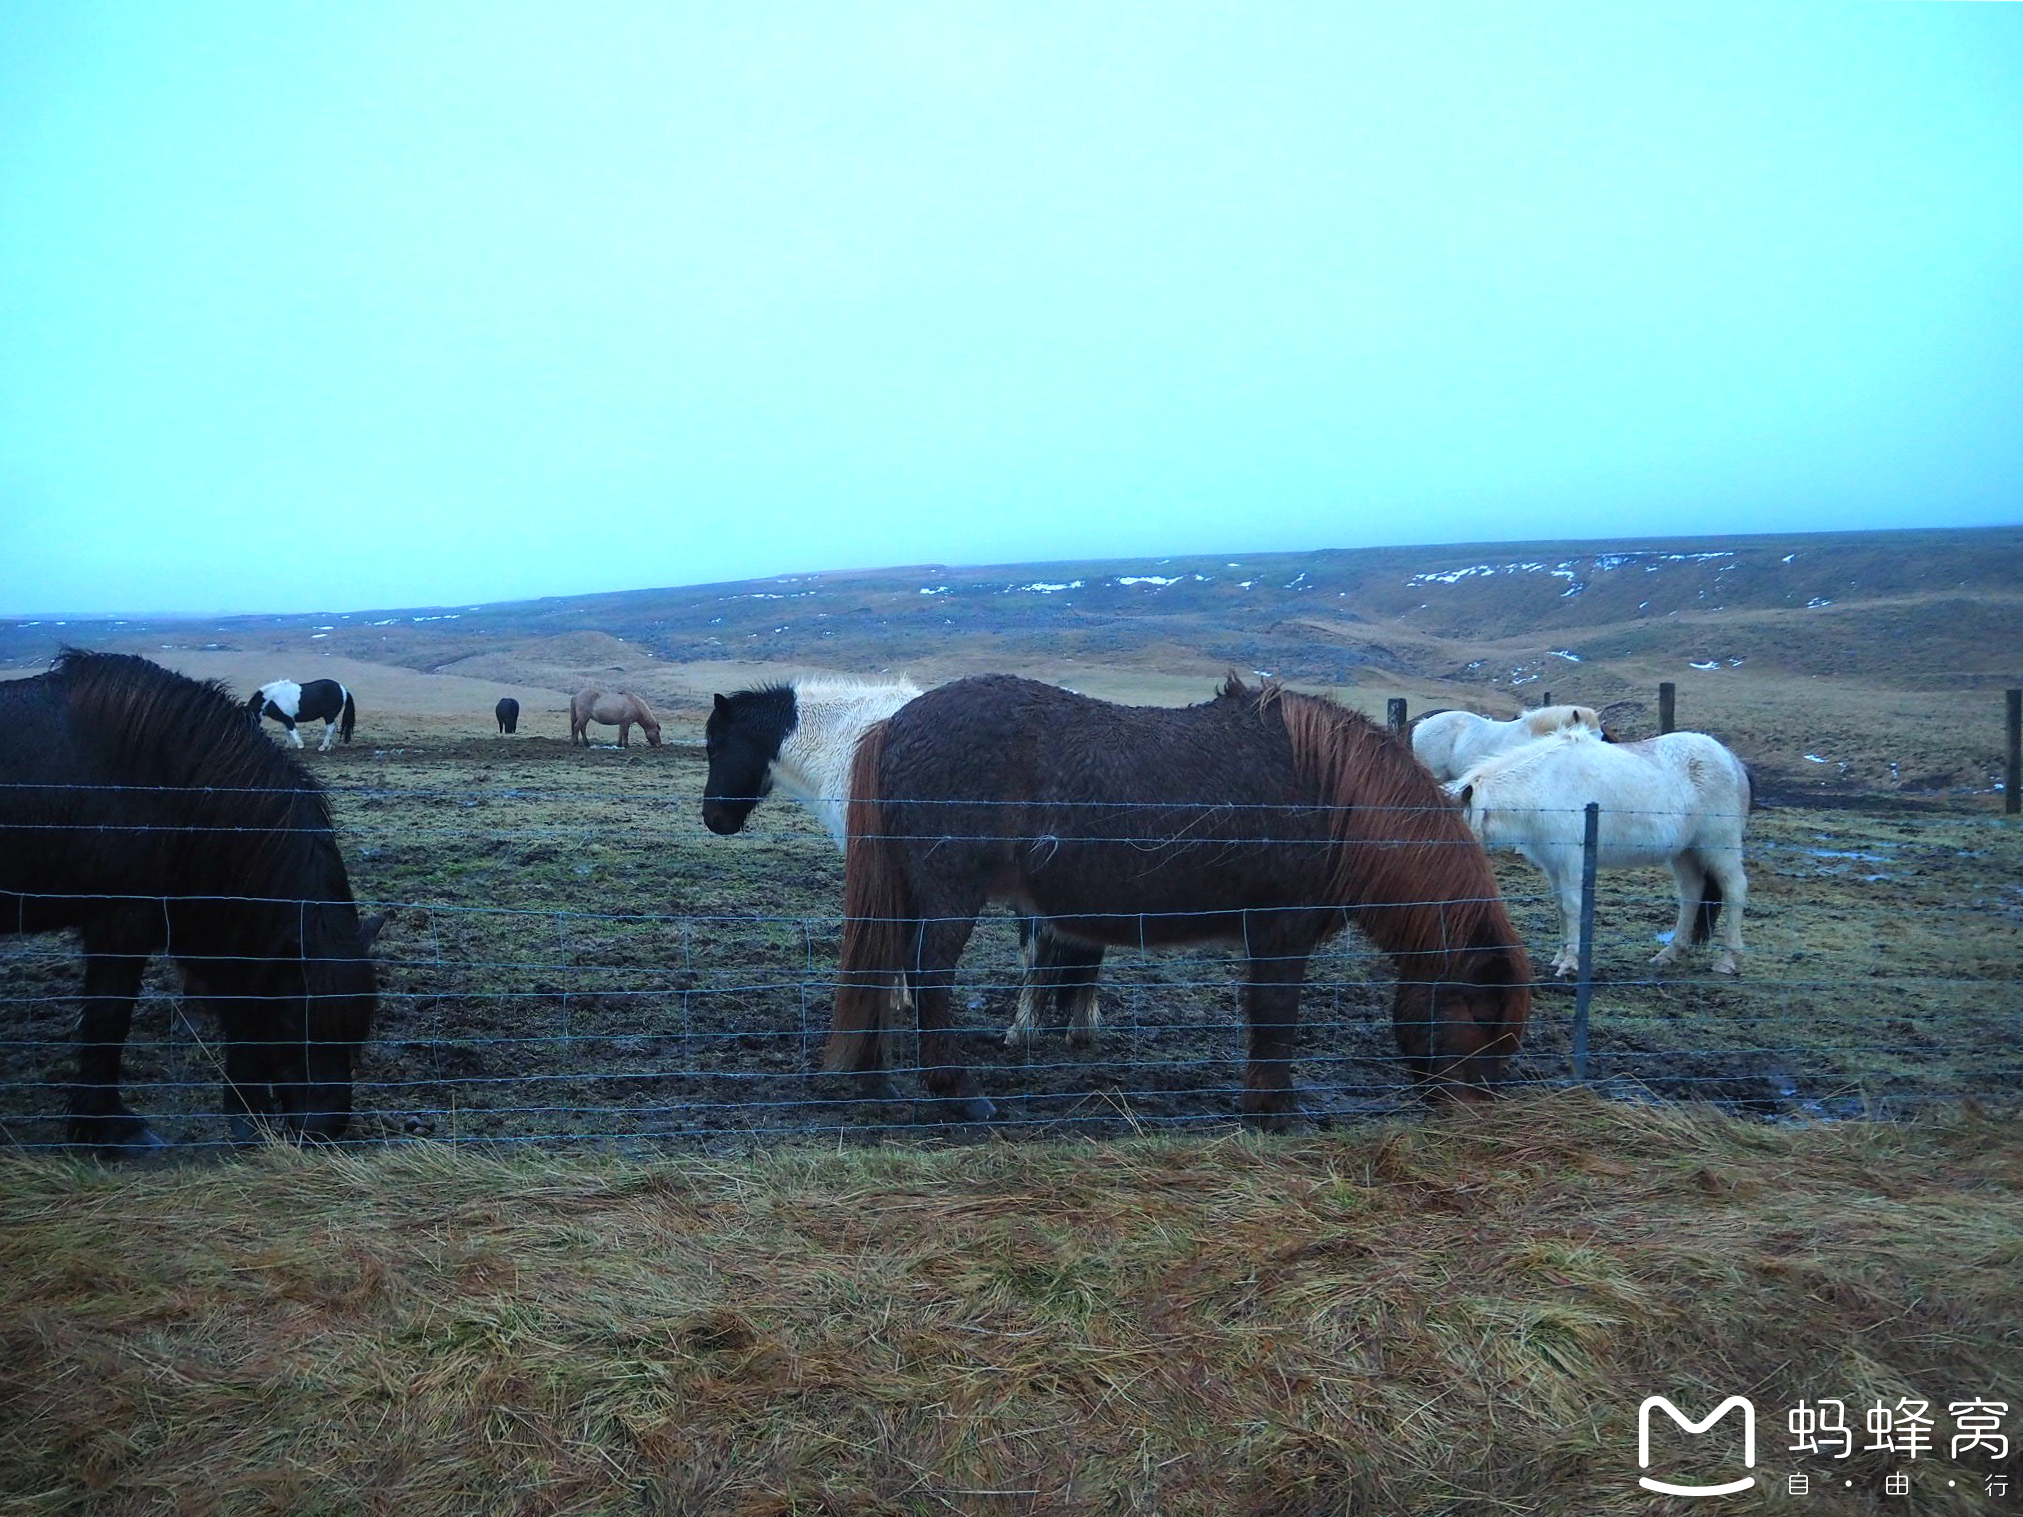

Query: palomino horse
[
  {"left": 4, "top": 651, "right": 381, "bottom": 1155},
  {"left": 831, "top": 674, "right": 1532, "bottom": 1126},
  {"left": 1411, "top": 704, "right": 1603, "bottom": 784},
  {"left": 701, "top": 677, "right": 1106, "bottom": 1047},
  {"left": 1448, "top": 726, "right": 1751, "bottom": 976},
  {"left": 249, "top": 677, "right": 357, "bottom": 751},
  {"left": 570, "top": 689, "right": 662, "bottom": 747}
]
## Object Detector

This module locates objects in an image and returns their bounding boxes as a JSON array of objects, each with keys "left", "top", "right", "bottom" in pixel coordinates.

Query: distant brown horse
[
  {"left": 570, "top": 689, "right": 662, "bottom": 747},
  {"left": 831, "top": 674, "right": 1532, "bottom": 1127}
]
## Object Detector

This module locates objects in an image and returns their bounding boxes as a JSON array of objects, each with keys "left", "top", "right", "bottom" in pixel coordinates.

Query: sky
[{"left": 1, "top": 4, "right": 2019, "bottom": 617}]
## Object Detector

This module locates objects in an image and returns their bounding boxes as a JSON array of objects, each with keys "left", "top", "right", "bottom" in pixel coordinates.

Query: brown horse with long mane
[
  {"left": 831, "top": 674, "right": 1532, "bottom": 1127},
  {"left": 569, "top": 688, "right": 662, "bottom": 747}
]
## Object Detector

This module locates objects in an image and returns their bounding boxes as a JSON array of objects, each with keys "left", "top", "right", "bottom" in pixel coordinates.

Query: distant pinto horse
[
  {"left": 830, "top": 674, "right": 1532, "bottom": 1127},
  {"left": 495, "top": 697, "right": 520, "bottom": 734},
  {"left": 1449, "top": 726, "right": 1751, "bottom": 977},
  {"left": 250, "top": 677, "right": 357, "bottom": 751},
  {"left": 3, "top": 650, "right": 382, "bottom": 1155},
  {"left": 702, "top": 677, "right": 1106, "bottom": 1048},
  {"left": 1411, "top": 704, "right": 1603, "bottom": 784},
  {"left": 570, "top": 689, "right": 662, "bottom": 747}
]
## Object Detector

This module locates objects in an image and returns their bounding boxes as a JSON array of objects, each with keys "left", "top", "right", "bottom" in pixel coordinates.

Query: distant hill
[{"left": 6, "top": 524, "right": 2018, "bottom": 795}]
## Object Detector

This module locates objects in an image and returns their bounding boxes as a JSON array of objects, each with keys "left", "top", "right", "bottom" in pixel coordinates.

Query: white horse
[
  {"left": 1448, "top": 727, "right": 1751, "bottom": 977},
  {"left": 1411, "top": 704, "right": 1604, "bottom": 784},
  {"left": 701, "top": 676, "right": 1103, "bottom": 1046}
]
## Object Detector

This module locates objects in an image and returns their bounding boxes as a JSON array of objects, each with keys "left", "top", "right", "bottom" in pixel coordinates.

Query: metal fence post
[
  {"left": 1572, "top": 801, "right": 1599, "bottom": 1082},
  {"left": 2007, "top": 688, "right": 2020, "bottom": 816},
  {"left": 1658, "top": 682, "right": 1676, "bottom": 734},
  {"left": 1387, "top": 697, "right": 1408, "bottom": 734}
]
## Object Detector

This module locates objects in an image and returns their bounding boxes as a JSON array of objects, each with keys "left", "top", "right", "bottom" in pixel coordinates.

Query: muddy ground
[{"left": 2, "top": 728, "right": 2019, "bottom": 1154}]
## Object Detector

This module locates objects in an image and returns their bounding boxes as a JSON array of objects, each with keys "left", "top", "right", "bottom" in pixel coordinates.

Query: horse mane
[
  {"left": 1236, "top": 675, "right": 1514, "bottom": 963},
  {"left": 54, "top": 650, "right": 334, "bottom": 824},
  {"left": 791, "top": 673, "right": 923, "bottom": 700},
  {"left": 51, "top": 649, "right": 359, "bottom": 932}
]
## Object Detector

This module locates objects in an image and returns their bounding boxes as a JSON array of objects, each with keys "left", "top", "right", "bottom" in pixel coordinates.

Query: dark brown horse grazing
[
  {"left": 830, "top": 674, "right": 1531, "bottom": 1127},
  {"left": 1, "top": 650, "right": 381, "bottom": 1155}
]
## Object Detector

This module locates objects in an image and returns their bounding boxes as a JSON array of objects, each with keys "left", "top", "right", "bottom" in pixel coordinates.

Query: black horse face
[{"left": 701, "top": 690, "right": 791, "bottom": 835}]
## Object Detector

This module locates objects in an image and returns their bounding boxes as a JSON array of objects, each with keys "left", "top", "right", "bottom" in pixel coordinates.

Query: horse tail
[
  {"left": 1692, "top": 873, "right": 1724, "bottom": 944},
  {"left": 339, "top": 688, "right": 356, "bottom": 744},
  {"left": 824, "top": 719, "right": 908, "bottom": 1074}
]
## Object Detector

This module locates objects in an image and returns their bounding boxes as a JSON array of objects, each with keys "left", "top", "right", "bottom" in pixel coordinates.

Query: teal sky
[{"left": 2, "top": 3, "right": 2019, "bottom": 616}]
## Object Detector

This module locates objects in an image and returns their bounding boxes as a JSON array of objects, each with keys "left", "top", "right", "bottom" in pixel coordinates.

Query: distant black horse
[
  {"left": 250, "top": 677, "right": 356, "bottom": 751},
  {"left": 2, "top": 650, "right": 381, "bottom": 1154},
  {"left": 833, "top": 674, "right": 1533, "bottom": 1126},
  {"left": 495, "top": 697, "right": 520, "bottom": 734}
]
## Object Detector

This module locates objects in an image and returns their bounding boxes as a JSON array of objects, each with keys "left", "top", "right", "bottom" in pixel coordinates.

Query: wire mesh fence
[{"left": 5, "top": 749, "right": 2020, "bottom": 1154}]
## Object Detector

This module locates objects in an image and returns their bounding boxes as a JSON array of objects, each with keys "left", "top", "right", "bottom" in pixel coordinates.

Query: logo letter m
[{"left": 1638, "top": 1395, "right": 1757, "bottom": 1497}]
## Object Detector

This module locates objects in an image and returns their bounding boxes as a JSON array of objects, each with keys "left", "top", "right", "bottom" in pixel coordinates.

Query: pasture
[{"left": 1, "top": 694, "right": 2016, "bottom": 1151}]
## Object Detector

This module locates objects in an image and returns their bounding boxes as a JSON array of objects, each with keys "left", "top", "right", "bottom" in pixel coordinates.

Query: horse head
[
  {"left": 181, "top": 904, "right": 381, "bottom": 1145},
  {"left": 1391, "top": 931, "right": 1532, "bottom": 1103},
  {"left": 701, "top": 692, "right": 780, "bottom": 833}
]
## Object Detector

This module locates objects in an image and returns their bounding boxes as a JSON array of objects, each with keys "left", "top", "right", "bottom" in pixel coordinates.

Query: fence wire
[{"left": 3, "top": 769, "right": 2020, "bottom": 1153}]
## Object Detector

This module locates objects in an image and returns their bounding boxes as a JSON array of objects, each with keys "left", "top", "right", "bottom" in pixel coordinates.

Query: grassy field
[{"left": 3, "top": 1097, "right": 2019, "bottom": 1516}]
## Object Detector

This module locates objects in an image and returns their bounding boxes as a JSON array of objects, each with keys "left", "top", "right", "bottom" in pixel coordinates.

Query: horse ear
[
  {"left": 713, "top": 693, "right": 729, "bottom": 714},
  {"left": 357, "top": 912, "right": 389, "bottom": 951}
]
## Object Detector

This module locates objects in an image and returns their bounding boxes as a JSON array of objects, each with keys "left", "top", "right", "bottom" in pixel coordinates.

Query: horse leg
[
  {"left": 1701, "top": 849, "right": 1747, "bottom": 976},
  {"left": 1533, "top": 848, "right": 1583, "bottom": 977},
  {"left": 1057, "top": 940, "right": 1104, "bottom": 1049},
  {"left": 1239, "top": 925, "right": 1313, "bottom": 1131},
  {"left": 910, "top": 915, "right": 994, "bottom": 1124},
  {"left": 283, "top": 719, "right": 303, "bottom": 749},
  {"left": 318, "top": 719, "right": 336, "bottom": 752},
  {"left": 1002, "top": 917, "right": 1044, "bottom": 1047},
  {"left": 222, "top": 1036, "right": 279, "bottom": 1146},
  {"left": 1654, "top": 855, "right": 1705, "bottom": 970},
  {"left": 67, "top": 948, "right": 167, "bottom": 1155}
]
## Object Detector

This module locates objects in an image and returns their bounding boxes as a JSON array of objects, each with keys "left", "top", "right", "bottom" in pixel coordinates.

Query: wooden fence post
[
  {"left": 1572, "top": 801, "right": 1599, "bottom": 1082},
  {"left": 1387, "top": 697, "right": 1408, "bottom": 734},
  {"left": 2007, "top": 688, "right": 2020, "bottom": 816},
  {"left": 1658, "top": 681, "right": 1676, "bottom": 734}
]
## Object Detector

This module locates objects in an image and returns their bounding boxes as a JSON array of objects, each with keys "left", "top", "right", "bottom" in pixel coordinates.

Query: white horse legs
[
  {"left": 1652, "top": 853, "right": 1746, "bottom": 975},
  {"left": 285, "top": 726, "right": 304, "bottom": 749},
  {"left": 318, "top": 721, "right": 338, "bottom": 752},
  {"left": 1544, "top": 851, "right": 1746, "bottom": 977}
]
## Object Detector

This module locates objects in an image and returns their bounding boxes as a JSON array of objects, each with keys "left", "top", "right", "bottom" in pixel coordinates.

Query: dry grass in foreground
[{"left": 2, "top": 1094, "right": 2019, "bottom": 1516}]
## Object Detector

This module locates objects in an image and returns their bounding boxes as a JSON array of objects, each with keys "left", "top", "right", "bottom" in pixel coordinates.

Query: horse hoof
[
  {"left": 852, "top": 1074, "right": 902, "bottom": 1104},
  {"left": 1243, "top": 1108, "right": 1313, "bottom": 1136},
  {"left": 94, "top": 1127, "right": 168, "bottom": 1160},
  {"left": 932, "top": 1095, "right": 997, "bottom": 1126}
]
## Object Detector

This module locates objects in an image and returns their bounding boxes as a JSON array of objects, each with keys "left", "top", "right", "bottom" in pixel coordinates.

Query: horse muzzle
[{"left": 701, "top": 797, "right": 755, "bottom": 835}]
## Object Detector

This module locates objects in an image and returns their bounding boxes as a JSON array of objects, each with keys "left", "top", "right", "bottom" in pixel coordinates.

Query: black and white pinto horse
[
  {"left": 702, "top": 677, "right": 1107, "bottom": 1047},
  {"left": 250, "top": 677, "right": 357, "bottom": 751},
  {"left": 3, "top": 650, "right": 381, "bottom": 1155},
  {"left": 495, "top": 697, "right": 520, "bottom": 734}
]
